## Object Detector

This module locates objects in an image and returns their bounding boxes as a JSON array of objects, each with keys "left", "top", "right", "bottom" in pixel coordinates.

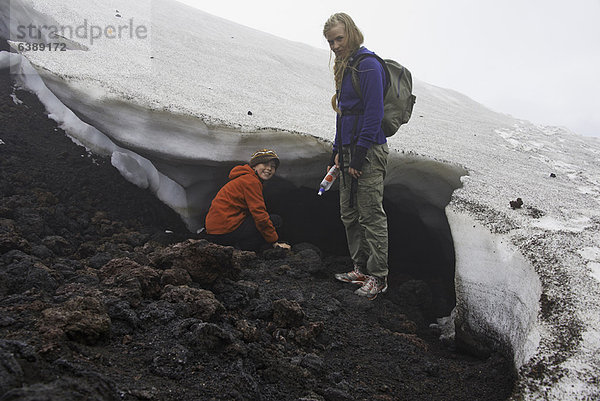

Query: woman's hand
[
  {"left": 329, "top": 154, "right": 361, "bottom": 178},
  {"left": 327, "top": 153, "right": 341, "bottom": 174},
  {"left": 348, "top": 167, "right": 362, "bottom": 179},
  {"left": 273, "top": 242, "right": 291, "bottom": 250}
]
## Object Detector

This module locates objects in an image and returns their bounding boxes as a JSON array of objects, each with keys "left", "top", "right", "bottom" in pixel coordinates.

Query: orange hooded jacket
[{"left": 205, "top": 164, "right": 278, "bottom": 243}]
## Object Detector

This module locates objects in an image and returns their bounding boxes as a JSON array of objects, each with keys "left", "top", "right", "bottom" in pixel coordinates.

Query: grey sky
[{"left": 177, "top": 0, "right": 600, "bottom": 138}]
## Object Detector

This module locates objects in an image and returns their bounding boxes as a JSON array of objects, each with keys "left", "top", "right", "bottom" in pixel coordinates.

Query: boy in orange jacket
[{"left": 204, "top": 149, "right": 290, "bottom": 252}]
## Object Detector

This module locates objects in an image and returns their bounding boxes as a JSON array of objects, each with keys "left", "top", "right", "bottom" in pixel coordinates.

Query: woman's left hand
[
  {"left": 349, "top": 167, "right": 362, "bottom": 179},
  {"left": 273, "top": 242, "right": 291, "bottom": 250}
]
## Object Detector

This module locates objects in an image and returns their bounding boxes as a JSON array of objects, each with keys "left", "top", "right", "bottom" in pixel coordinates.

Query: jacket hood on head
[{"left": 229, "top": 164, "right": 257, "bottom": 180}]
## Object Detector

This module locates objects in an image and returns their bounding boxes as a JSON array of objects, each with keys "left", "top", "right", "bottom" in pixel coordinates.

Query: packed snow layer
[
  {"left": 448, "top": 210, "right": 541, "bottom": 367},
  {"left": 3, "top": 0, "right": 600, "bottom": 399}
]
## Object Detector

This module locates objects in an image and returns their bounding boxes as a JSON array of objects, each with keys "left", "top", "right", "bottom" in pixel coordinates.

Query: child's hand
[{"left": 273, "top": 242, "right": 291, "bottom": 250}]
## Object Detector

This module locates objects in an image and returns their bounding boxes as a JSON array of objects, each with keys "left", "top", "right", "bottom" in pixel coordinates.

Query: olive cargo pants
[{"left": 339, "top": 143, "right": 389, "bottom": 278}]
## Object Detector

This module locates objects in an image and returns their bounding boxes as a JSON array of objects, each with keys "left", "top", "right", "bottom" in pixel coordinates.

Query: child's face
[{"left": 253, "top": 161, "right": 277, "bottom": 181}]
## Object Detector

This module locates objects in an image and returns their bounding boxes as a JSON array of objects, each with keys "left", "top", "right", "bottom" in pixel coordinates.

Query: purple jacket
[{"left": 333, "top": 47, "right": 387, "bottom": 170}]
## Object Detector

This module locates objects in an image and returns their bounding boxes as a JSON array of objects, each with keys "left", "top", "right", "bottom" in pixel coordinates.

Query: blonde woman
[{"left": 324, "top": 13, "right": 389, "bottom": 300}]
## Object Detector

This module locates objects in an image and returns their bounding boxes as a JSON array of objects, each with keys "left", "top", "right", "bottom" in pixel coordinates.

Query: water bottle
[{"left": 317, "top": 165, "right": 340, "bottom": 195}]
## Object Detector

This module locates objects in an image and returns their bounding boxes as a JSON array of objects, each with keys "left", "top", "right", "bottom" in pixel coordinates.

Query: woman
[
  {"left": 323, "top": 13, "right": 389, "bottom": 300},
  {"left": 204, "top": 149, "right": 290, "bottom": 252}
]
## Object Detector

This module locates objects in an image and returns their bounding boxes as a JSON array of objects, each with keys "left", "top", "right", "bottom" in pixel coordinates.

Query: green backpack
[{"left": 349, "top": 53, "right": 416, "bottom": 136}]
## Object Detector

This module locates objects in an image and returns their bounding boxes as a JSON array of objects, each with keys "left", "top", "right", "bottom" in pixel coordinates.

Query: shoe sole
[
  {"left": 335, "top": 275, "right": 366, "bottom": 284},
  {"left": 359, "top": 286, "right": 388, "bottom": 301}
]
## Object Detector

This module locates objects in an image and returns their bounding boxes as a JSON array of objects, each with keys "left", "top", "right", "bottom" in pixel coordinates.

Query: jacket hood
[{"left": 228, "top": 164, "right": 258, "bottom": 180}]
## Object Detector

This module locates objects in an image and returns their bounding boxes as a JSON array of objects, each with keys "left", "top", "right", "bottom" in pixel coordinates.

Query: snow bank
[
  {"left": 448, "top": 210, "right": 541, "bottom": 367},
  {"left": 0, "top": 51, "right": 189, "bottom": 221}
]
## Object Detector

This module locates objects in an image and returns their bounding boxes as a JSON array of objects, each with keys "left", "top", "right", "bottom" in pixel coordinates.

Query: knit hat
[{"left": 249, "top": 149, "right": 280, "bottom": 168}]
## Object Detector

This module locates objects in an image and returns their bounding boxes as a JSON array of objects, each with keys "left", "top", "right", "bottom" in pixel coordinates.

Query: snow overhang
[{"left": 3, "top": 51, "right": 544, "bottom": 372}]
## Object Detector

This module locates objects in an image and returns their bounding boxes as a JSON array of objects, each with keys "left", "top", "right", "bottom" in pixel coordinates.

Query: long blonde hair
[{"left": 323, "top": 13, "right": 364, "bottom": 113}]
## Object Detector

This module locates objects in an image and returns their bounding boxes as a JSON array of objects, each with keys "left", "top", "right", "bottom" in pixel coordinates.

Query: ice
[
  {"left": 9, "top": 93, "right": 22, "bottom": 104},
  {"left": 531, "top": 215, "right": 592, "bottom": 232},
  {"left": 111, "top": 151, "right": 155, "bottom": 189},
  {"left": 578, "top": 247, "right": 600, "bottom": 261},
  {"left": 447, "top": 210, "right": 542, "bottom": 367},
  {"left": 589, "top": 262, "right": 600, "bottom": 282}
]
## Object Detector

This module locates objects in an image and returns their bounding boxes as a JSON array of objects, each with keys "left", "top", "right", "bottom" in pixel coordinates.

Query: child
[{"left": 204, "top": 149, "right": 290, "bottom": 252}]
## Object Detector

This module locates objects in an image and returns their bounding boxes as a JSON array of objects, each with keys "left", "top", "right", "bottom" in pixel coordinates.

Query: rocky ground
[{"left": 0, "top": 59, "right": 515, "bottom": 400}]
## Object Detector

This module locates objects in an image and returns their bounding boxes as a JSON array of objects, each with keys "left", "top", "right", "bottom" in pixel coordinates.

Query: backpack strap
[
  {"left": 343, "top": 53, "right": 390, "bottom": 165},
  {"left": 349, "top": 53, "right": 391, "bottom": 104}
]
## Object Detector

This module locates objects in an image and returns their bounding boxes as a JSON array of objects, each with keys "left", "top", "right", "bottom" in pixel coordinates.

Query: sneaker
[
  {"left": 354, "top": 275, "right": 388, "bottom": 300},
  {"left": 334, "top": 265, "right": 367, "bottom": 284}
]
